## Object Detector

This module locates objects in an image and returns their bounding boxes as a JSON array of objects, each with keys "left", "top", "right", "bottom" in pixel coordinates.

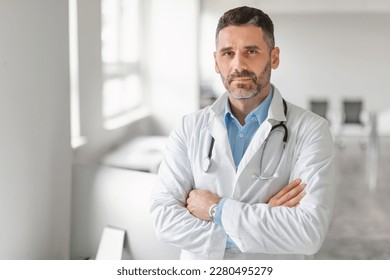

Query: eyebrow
[
  {"left": 218, "top": 47, "right": 233, "bottom": 53},
  {"left": 244, "top": 45, "right": 261, "bottom": 51},
  {"left": 218, "top": 45, "right": 262, "bottom": 53}
]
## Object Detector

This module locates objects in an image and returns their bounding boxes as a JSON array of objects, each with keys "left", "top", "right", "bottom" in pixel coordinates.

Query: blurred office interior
[{"left": 1, "top": 0, "right": 390, "bottom": 260}]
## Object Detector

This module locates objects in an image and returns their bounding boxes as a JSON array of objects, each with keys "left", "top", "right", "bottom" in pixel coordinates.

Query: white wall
[
  {"left": 148, "top": 0, "right": 200, "bottom": 134},
  {"left": 271, "top": 13, "right": 390, "bottom": 111},
  {"left": 0, "top": 0, "right": 72, "bottom": 259},
  {"left": 272, "top": 13, "right": 390, "bottom": 135}
]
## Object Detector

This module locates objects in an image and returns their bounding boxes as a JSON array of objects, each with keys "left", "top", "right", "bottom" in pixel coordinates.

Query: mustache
[{"left": 226, "top": 69, "right": 257, "bottom": 84}]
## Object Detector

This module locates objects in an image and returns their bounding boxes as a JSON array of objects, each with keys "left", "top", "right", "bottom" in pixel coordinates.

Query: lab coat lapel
[
  {"left": 235, "top": 120, "right": 271, "bottom": 178},
  {"left": 206, "top": 94, "right": 235, "bottom": 170},
  {"left": 236, "top": 87, "right": 287, "bottom": 178}
]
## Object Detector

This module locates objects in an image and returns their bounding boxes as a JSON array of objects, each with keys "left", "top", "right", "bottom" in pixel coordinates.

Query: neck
[{"left": 228, "top": 85, "right": 270, "bottom": 126}]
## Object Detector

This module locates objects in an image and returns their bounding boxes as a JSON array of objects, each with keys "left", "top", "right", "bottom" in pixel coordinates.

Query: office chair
[
  {"left": 337, "top": 99, "right": 367, "bottom": 149},
  {"left": 310, "top": 100, "right": 329, "bottom": 120},
  {"left": 343, "top": 100, "right": 363, "bottom": 125}
]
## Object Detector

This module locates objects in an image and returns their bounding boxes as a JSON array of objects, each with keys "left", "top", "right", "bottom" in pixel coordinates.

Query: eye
[
  {"left": 247, "top": 49, "right": 258, "bottom": 55},
  {"left": 223, "top": 51, "right": 234, "bottom": 57}
]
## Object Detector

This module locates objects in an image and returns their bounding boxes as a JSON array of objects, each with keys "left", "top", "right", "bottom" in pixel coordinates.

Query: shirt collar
[{"left": 224, "top": 87, "right": 273, "bottom": 126}]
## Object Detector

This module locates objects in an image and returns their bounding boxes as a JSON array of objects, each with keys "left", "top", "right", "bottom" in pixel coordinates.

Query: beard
[{"left": 221, "top": 62, "right": 271, "bottom": 100}]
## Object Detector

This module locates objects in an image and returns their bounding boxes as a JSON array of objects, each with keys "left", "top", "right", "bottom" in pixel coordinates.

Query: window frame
[{"left": 101, "top": 0, "right": 148, "bottom": 130}]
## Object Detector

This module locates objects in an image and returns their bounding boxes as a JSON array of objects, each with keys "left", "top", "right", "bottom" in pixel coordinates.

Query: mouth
[
  {"left": 229, "top": 77, "right": 253, "bottom": 85},
  {"left": 232, "top": 78, "right": 251, "bottom": 82},
  {"left": 226, "top": 69, "right": 257, "bottom": 85}
]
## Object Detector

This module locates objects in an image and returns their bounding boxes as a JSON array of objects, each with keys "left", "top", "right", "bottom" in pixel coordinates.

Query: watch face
[{"left": 209, "top": 204, "right": 218, "bottom": 221}]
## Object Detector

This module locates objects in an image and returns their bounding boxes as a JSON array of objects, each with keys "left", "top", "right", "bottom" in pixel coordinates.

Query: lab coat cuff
[{"left": 214, "top": 198, "right": 226, "bottom": 227}]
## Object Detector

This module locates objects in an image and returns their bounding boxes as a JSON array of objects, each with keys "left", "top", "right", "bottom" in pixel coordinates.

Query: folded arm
[
  {"left": 150, "top": 117, "right": 227, "bottom": 258},
  {"left": 220, "top": 119, "right": 335, "bottom": 255},
  {"left": 187, "top": 178, "right": 306, "bottom": 221},
  {"left": 187, "top": 119, "right": 335, "bottom": 255}
]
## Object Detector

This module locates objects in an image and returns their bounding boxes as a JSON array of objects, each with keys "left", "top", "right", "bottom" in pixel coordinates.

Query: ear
[
  {"left": 271, "top": 47, "right": 280, "bottom": 69},
  {"left": 213, "top": 52, "right": 220, "bottom": 74}
]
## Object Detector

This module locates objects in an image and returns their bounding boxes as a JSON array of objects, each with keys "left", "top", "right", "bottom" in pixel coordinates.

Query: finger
[
  {"left": 268, "top": 186, "right": 303, "bottom": 207},
  {"left": 287, "top": 192, "right": 305, "bottom": 207},
  {"left": 274, "top": 184, "right": 305, "bottom": 206},
  {"left": 186, "top": 193, "right": 194, "bottom": 206},
  {"left": 188, "top": 190, "right": 197, "bottom": 197},
  {"left": 279, "top": 183, "right": 306, "bottom": 203},
  {"left": 282, "top": 191, "right": 306, "bottom": 207},
  {"left": 267, "top": 184, "right": 303, "bottom": 206},
  {"left": 272, "top": 178, "right": 302, "bottom": 199},
  {"left": 274, "top": 178, "right": 302, "bottom": 199}
]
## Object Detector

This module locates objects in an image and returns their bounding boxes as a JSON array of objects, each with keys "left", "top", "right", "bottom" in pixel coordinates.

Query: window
[
  {"left": 69, "top": 0, "right": 86, "bottom": 148},
  {"left": 101, "top": 0, "right": 145, "bottom": 129}
]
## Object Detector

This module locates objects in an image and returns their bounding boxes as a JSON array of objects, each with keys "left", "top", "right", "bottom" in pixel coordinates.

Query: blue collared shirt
[
  {"left": 225, "top": 90, "right": 273, "bottom": 169},
  {"left": 214, "top": 89, "right": 273, "bottom": 248}
]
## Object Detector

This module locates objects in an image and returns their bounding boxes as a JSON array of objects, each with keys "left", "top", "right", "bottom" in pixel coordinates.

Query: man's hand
[
  {"left": 268, "top": 178, "right": 306, "bottom": 207},
  {"left": 187, "top": 179, "right": 305, "bottom": 221},
  {"left": 186, "top": 190, "right": 220, "bottom": 221}
]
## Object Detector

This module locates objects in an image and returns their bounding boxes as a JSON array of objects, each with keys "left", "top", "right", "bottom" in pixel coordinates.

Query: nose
[{"left": 232, "top": 53, "right": 247, "bottom": 72}]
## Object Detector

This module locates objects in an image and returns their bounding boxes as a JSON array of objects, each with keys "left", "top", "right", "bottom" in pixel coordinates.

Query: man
[{"left": 150, "top": 6, "right": 335, "bottom": 260}]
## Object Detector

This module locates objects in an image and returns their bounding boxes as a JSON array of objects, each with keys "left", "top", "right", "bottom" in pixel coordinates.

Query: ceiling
[{"left": 202, "top": 0, "right": 390, "bottom": 14}]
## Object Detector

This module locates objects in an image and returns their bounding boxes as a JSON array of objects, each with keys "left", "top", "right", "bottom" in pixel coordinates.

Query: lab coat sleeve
[
  {"left": 221, "top": 117, "right": 336, "bottom": 255},
  {"left": 150, "top": 116, "right": 227, "bottom": 259}
]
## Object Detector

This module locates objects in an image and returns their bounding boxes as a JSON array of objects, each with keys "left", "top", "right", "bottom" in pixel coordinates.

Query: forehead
[{"left": 216, "top": 24, "right": 266, "bottom": 49}]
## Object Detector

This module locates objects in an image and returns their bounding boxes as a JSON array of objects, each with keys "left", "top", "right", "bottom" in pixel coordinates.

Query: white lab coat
[{"left": 150, "top": 86, "right": 335, "bottom": 260}]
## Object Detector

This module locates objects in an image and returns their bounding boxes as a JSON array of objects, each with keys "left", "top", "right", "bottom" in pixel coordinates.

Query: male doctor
[{"left": 150, "top": 6, "right": 335, "bottom": 260}]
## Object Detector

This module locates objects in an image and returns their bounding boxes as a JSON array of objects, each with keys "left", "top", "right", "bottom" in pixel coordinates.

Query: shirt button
[{"left": 239, "top": 133, "right": 244, "bottom": 138}]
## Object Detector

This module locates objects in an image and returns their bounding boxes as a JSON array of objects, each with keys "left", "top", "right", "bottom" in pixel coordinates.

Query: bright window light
[
  {"left": 101, "top": 0, "right": 143, "bottom": 123},
  {"left": 69, "top": 0, "right": 86, "bottom": 148}
]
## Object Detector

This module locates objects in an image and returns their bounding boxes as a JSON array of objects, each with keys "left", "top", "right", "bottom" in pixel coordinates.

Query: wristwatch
[{"left": 208, "top": 203, "right": 219, "bottom": 222}]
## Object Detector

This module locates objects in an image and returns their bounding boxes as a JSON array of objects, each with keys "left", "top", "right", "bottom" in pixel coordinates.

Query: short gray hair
[{"left": 215, "top": 6, "right": 275, "bottom": 51}]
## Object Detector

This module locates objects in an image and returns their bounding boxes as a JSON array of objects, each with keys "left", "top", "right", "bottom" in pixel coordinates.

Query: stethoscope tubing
[{"left": 202, "top": 99, "right": 288, "bottom": 176}]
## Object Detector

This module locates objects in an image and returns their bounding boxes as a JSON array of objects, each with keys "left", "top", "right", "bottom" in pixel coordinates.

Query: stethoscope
[{"left": 203, "top": 99, "right": 288, "bottom": 180}]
